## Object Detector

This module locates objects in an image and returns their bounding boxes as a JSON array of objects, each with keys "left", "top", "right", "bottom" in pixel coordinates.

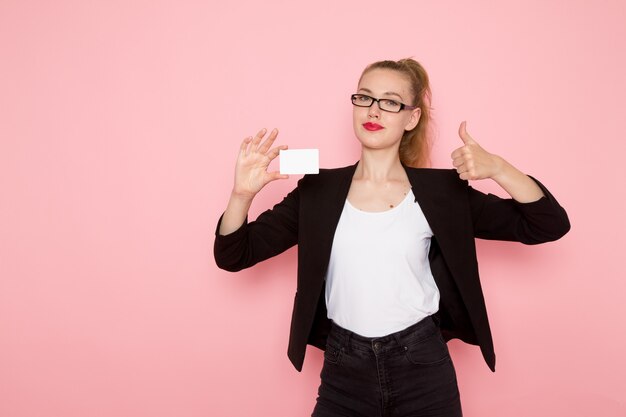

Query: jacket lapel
[
  {"left": 298, "top": 163, "right": 357, "bottom": 289},
  {"left": 404, "top": 168, "right": 479, "bottom": 289}
]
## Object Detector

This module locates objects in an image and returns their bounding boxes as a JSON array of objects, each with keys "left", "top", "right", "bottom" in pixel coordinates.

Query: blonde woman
[{"left": 215, "top": 58, "right": 570, "bottom": 416}]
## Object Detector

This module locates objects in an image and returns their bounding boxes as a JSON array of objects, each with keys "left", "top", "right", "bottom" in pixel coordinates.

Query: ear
[{"left": 405, "top": 107, "right": 421, "bottom": 131}]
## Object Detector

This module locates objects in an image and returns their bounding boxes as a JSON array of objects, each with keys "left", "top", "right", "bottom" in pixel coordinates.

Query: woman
[{"left": 214, "top": 59, "right": 570, "bottom": 416}]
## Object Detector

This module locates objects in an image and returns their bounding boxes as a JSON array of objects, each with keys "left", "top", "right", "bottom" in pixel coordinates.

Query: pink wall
[{"left": 1, "top": 1, "right": 625, "bottom": 416}]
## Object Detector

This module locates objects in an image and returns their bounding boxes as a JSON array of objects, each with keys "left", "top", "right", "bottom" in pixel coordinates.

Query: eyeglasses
[{"left": 351, "top": 94, "right": 417, "bottom": 113}]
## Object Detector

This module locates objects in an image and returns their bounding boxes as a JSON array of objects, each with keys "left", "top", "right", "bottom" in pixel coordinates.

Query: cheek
[
  {"left": 352, "top": 107, "right": 367, "bottom": 127},
  {"left": 352, "top": 109, "right": 363, "bottom": 134},
  {"left": 353, "top": 106, "right": 367, "bottom": 119}
]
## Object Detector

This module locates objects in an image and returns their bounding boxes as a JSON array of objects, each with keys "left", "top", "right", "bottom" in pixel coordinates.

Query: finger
[
  {"left": 258, "top": 128, "right": 279, "bottom": 154},
  {"left": 456, "top": 163, "right": 476, "bottom": 180},
  {"left": 451, "top": 144, "right": 473, "bottom": 160},
  {"left": 452, "top": 157, "right": 465, "bottom": 168},
  {"left": 251, "top": 128, "right": 267, "bottom": 147},
  {"left": 240, "top": 136, "right": 252, "bottom": 155},
  {"left": 457, "top": 159, "right": 475, "bottom": 173},
  {"left": 458, "top": 121, "right": 475, "bottom": 145},
  {"left": 455, "top": 160, "right": 469, "bottom": 173},
  {"left": 267, "top": 144, "right": 288, "bottom": 161},
  {"left": 266, "top": 171, "right": 290, "bottom": 183},
  {"left": 451, "top": 147, "right": 465, "bottom": 159}
]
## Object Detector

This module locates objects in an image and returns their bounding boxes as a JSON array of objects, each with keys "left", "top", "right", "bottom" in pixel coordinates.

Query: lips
[{"left": 363, "top": 122, "right": 383, "bottom": 131}]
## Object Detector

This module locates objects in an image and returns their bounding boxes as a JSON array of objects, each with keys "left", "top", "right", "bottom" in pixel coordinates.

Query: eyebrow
[{"left": 357, "top": 87, "right": 404, "bottom": 101}]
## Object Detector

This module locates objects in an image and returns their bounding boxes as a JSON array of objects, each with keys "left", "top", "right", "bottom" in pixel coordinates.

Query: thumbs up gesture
[{"left": 451, "top": 121, "right": 503, "bottom": 181}]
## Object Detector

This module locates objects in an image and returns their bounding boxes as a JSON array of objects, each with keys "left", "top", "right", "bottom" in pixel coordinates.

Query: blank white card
[{"left": 279, "top": 149, "right": 319, "bottom": 175}]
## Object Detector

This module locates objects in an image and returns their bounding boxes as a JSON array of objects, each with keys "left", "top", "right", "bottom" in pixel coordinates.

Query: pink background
[{"left": 1, "top": 1, "right": 625, "bottom": 416}]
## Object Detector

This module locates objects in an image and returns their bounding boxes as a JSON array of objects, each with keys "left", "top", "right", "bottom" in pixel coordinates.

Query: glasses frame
[{"left": 350, "top": 94, "right": 418, "bottom": 113}]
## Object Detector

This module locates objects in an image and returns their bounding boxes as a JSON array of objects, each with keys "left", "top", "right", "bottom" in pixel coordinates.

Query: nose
[{"left": 367, "top": 100, "right": 381, "bottom": 119}]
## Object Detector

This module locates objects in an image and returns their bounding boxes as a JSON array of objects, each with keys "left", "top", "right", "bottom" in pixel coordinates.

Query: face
[{"left": 352, "top": 68, "right": 421, "bottom": 152}]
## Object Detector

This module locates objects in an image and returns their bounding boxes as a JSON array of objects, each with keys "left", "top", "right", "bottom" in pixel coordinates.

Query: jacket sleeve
[
  {"left": 213, "top": 185, "right": 300, "bottom": 272},
  {"left": 468, "top": 176, "right": 571, "bottom": 244}
]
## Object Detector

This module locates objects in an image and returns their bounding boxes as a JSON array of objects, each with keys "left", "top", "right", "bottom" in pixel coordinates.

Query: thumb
[{"left": 458, "top": 121, "right": 475, "bottom": 145}]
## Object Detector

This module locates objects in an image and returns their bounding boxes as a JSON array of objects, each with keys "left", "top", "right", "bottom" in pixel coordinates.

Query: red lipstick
[{"left": 363, "top": 122, "right": 383, "bottom": 131}]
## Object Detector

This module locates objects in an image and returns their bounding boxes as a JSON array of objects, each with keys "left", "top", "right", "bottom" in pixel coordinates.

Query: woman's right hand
[{"left": 232, "top": 128, "right": 289, "bottom": 199}]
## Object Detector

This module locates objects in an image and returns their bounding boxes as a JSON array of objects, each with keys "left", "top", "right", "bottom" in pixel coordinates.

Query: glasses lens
[
  {"left": 352, "top": 94, "right": 373, "bottom": 107},
  {"left": 379, "top": 99, "right": 402, "bottom": 112}
]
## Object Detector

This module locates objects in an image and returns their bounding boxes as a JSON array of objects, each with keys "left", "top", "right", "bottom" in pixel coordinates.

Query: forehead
[{"left": 358, "top": 68, "right": 412, "bottom": 97}]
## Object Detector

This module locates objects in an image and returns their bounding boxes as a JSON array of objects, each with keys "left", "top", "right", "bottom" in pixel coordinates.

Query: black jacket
[{"left": 214, "top": 164, "right": 570, "bottom": 372}]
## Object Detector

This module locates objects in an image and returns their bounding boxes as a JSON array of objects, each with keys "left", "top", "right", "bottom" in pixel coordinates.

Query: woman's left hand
[{"left": 451, "top": 121, "right": 502, "bottom": 181}]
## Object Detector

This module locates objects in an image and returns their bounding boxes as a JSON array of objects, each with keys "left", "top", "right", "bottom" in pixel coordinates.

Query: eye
[
  {"left": 382, "top": 99, "right": 400, "bottom": 108},
  {"left": 355, "top": 95, "right": 371, "bottom": 102}
]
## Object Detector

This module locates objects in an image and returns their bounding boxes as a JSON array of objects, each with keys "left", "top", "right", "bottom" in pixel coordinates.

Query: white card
[{"left": 279, "top": 149, "right": 319, "bottom": 175}]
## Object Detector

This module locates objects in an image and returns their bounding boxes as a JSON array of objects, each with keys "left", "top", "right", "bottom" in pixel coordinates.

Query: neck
[{"left": 355, "top": 148, "right": 405, "bottom": 182}]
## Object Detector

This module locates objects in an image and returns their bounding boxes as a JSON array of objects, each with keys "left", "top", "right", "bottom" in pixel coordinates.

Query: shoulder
[
  {"left": 404, "top": 166, "right": 461, "bottom": 179},
  {"left": 290, "top": 164, "right": 357, "bottom": 206},
  {"left": 404, "top": 167, "right": 468, "bottom": 192},
  {"left": 298, "top": 164, "right": 357, "bottom": 189}
]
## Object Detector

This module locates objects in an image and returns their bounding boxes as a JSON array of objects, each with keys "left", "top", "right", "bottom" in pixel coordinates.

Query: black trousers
[{"left": 312, "top": 316, "right": 463, "bottom": 417}]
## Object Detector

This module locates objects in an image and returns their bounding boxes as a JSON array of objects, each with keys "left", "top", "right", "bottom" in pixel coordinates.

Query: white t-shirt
[{"left": 324, "top": 189, "right": 440, "bottom": 337}]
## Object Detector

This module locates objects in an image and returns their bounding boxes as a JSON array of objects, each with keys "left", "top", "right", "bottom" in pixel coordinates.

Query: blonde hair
[{"left": 359, "top": 58, "right": 432, "bottom": 168}]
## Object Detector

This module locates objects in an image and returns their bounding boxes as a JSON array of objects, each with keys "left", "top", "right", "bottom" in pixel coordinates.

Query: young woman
[{"left": 214, "top": 58, "right": 570, "bottom": 416}]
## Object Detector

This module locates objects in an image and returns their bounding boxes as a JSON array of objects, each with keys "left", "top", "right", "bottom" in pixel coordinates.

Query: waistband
[{"left": 328, "top": 315, "right": 440, "bottom": 351}]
